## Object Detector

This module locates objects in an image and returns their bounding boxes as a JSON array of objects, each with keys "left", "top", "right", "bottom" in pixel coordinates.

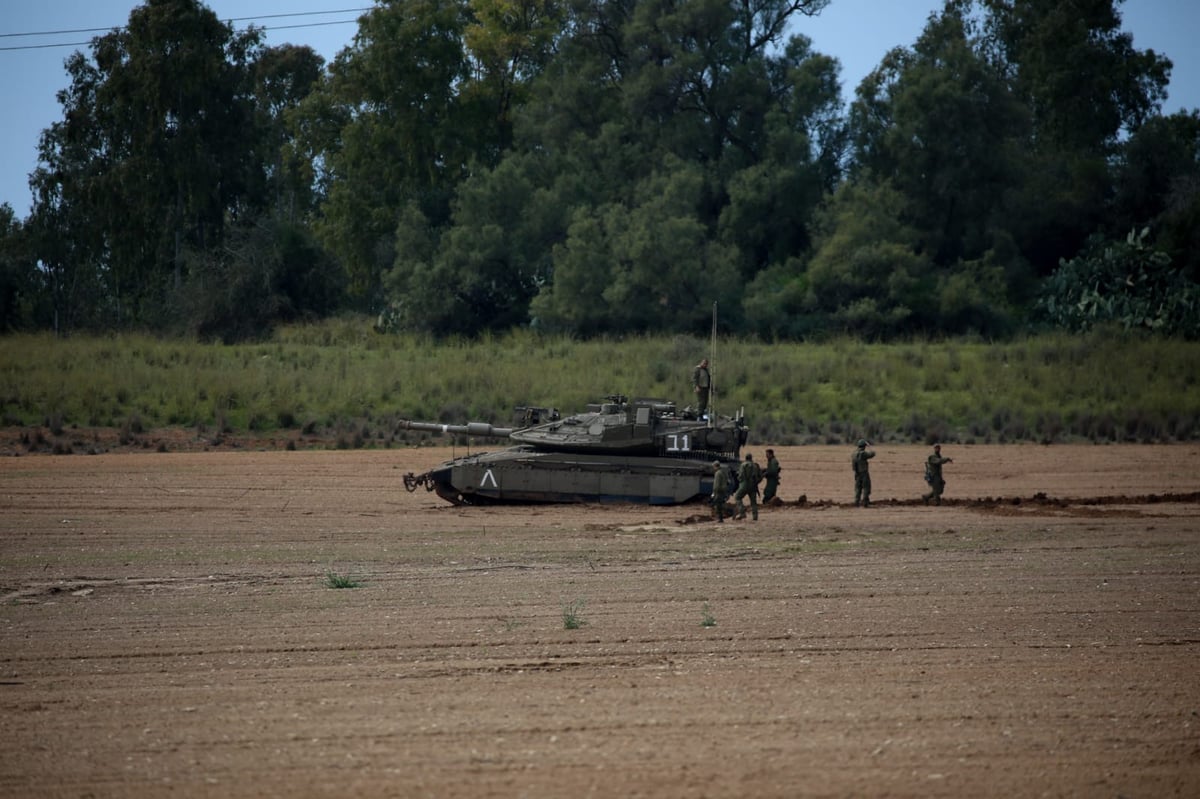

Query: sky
[{"left": 1, "top": 0, "right": 1197, "bottom": 220}]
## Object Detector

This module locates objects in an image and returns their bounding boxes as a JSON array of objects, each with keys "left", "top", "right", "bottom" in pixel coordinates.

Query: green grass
[
  {"left": 324, "top": 571, "right": 363, "bottom": 589},
  {"left": 562, "top": 598, "right": 587, "bottom": 630},
  {"left": 2, "top": 319, "right": 1198, "bottom": 446}
]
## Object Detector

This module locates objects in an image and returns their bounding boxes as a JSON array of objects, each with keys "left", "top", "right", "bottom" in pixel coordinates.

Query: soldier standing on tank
[
  {"left": 711, "top": 460, "right": 730, "bottom": 522},
  {"left": 692, "top": 358, "right": 711, "bottom": 416},
  {"left": 762, "top": 449, "right": 781, "bottom": 504},
  {"left": 852, "top": 439, "right": 875, "bottom": 507},
  {"left": 923, "top": 444, "right": 953, "bottom": 505},
  {"left": 734, "top": 453, "right": 761, "bottom": 521}
]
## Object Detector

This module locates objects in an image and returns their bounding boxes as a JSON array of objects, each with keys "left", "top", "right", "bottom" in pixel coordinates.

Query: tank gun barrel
[{"left": 398, "top": 420, "right": 514, "bottom": 438}]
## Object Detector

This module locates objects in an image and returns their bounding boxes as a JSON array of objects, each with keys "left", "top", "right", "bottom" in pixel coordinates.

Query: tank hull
[{"left": 413, "top": 447, "right": 730, "bottom": 505}]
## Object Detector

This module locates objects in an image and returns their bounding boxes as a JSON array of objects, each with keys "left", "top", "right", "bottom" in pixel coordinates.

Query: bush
[
  {"left": 1038, "top": 228, "right": 1200, "bottom": 338},
  {"left": 178, "top": 220, "right": 345, "bottom": 343}
]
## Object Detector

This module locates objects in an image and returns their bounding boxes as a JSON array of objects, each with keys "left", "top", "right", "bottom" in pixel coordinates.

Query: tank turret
[{"left": 400, "top": 393, "right": 749, "bottom": 505}]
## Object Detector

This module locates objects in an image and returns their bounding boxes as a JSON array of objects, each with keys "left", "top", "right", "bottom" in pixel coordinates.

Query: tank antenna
[{"left": 709, "top": 302, "right": 718, "bottom": 422}]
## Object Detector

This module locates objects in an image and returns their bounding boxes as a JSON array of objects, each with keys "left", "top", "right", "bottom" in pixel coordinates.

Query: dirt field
[{"left": 2, "top": 443, "right": 1198, "bottom": 798}]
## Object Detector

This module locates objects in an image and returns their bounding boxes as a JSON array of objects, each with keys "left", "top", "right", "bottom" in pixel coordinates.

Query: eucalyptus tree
[
  {"left": 28, "top": 0, "right": 263, "bottom": 329},
  {"left": 389, "top": 0, "right": 840, "bottom": 336},
  {"left": 27, "top": 49, "right": 108, "bottom": 331},
  {"left": 978, "top": 0, "right": 1171, "bottom": 272},
  {"left": 850, "top": 6, "right": 1028, "bottom": 269},
  {"left": 834, "top": 0, "right": 1173, "bottom": 334},
  {"left": 302, "top": 0, "right": 562, "bottom": 306},
  {"left": 0, "top": 204, "right": 43, "bottom": 331},
  {"left": 462, "top": 0, "right": 565, "bottom": 156},
  {"left": 813, "top": 4, "right": 1026, "bottom": 335},
  {"left": 251, "top": 45, "right": 326, "bottom": 224},
  {"left": 563, "top": 0, "right": 839, "bottom": 319},
  {"left": 800, "top": 179, "right": 936, "bottom": 337},
  {"left": 980, "top": 0, "right": 1169, "bottom": 155},
  {"left": 386, "top": 156, "right": 550, "bottom": 335},
  {"left": 1034, "top": 109, "right": 1200, "bottom": 340},
  {"left": 530, "top": 156, "right": 744, "bottom": 335},
  {"left": 1111, "top": 111, "right": 1200, "bottom": 283},
  {"left": 300, "top": 0, "right": 470, "bottom": 303},
  {"left": 717, "top": 34, "right": 844, "bottom": 278}
]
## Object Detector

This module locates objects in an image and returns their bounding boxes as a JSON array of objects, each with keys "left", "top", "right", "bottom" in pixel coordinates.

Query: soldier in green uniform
[
  {"left": 852, "top": 439, "right": 875, "bottom": 507},
  {"left": 923, "top": 444, "right": 953, "bottom": 505},
  {"left": 761, "top": 449, "right": 781, "bottom": 504},
  {"left": 734, "top": 453, "right": 761, "bottom": 521},
  {"left": 692, "top": 358, "right": 711, "bottom": 415},
  {"left": 711, "top": 460, "right": 730, "bottom": 522}
]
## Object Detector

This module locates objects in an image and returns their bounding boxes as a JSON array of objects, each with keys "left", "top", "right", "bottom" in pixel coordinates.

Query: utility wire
[
  {"left": 0, "top": 7, "right": 370, "bottom": 51},
  {"left": 0, "top": 7, "right": 372, "bottom": 38}
]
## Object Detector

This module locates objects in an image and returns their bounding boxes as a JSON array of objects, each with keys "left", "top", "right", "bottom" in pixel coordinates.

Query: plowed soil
[{"left": 2, "top": 443, "right": 1198, "bottom": 798}]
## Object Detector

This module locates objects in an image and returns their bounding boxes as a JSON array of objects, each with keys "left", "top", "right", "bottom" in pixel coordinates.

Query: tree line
[{"left": 1, "top": 0, "right": 1197, "bottom": 341}]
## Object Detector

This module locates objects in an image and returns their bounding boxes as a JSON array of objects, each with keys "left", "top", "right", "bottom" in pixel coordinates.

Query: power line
[
  {"left": 0, "top": 20, "right": 361, "bottom": 52},
  {"left": 0, "top": 7, "right": 371, "bottom": 38},
  {"left": 0, "top": 7, "right": 371, "bottom": 52}
]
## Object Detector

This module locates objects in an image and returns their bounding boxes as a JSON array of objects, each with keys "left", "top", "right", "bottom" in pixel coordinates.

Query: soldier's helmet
[
  {"left": 712, "top": 461, "right": 721, "bottom": 468},
  {"left": 857, "top": 439, "right": 867, "bottom": 448}
]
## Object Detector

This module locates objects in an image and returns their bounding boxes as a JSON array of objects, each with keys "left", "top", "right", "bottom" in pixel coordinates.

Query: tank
[{"left": 400, "top": 394, "right": 749, "bottom": 505}]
